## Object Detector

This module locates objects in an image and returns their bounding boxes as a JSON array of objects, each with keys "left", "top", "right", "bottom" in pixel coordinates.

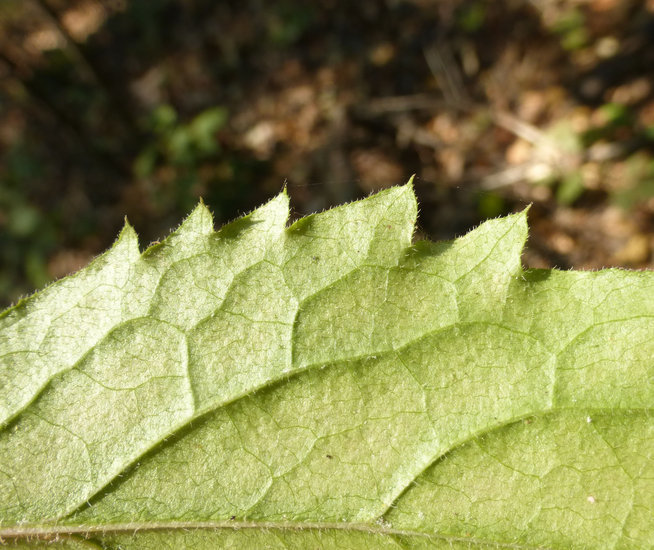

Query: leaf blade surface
[{"left": 1, "top": 184, "right": 653, "bottom": 549}]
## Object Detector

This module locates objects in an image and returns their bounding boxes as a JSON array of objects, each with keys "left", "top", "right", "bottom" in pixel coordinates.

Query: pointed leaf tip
[
  {"left": 116, "top": 221, "right": 139, "bottom": 254},
  {"left": 263, "top": 188, "right": 290, "bottom": 219},
  {"left": 173, "top": 201, "right": 215, "bottom": 239}
]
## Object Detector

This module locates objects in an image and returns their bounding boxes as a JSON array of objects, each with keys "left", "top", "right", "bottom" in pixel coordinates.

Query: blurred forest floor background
[{"left": 2, "top": 0, "right": 654, "bottom": 307}]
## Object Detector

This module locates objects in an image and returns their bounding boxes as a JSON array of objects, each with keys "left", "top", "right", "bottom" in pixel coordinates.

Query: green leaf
[{"left": 1, "top": 183, "right": 654, "bottom": 549}]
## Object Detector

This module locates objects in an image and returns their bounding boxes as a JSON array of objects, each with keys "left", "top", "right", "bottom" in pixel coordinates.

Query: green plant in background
[
  {"left": 475, "top": 189, "right": 506, "bottom": 219},
  {"left": 579, "top": 102, "right": 654, "bottom": 209},
  {"left": 134, "top": 104, "right": 228, "bottom": 212},
  {"left": 0, "top": 141, "right": 58, "bottom": 303},
  {"left": 581, "top": 102, "right": 635, "bottom": 148},
  {"left": 456, "top": 0, "right": 486, "bottom": 33},
  {"left": 551, "top": 7, "right": 589, "bottom": 51},
  {"left": 612, "top": 152, "right": 654, "bottom": 210},
  {"left": 528, "top": 103, "right": 654, "bottom": 209},
  {"left": 134, "top": 104, "right": 228, "bottom": 175},
  {"left": 538, "top": 119, "right": 586, "bottom": 205},
  {"left": 266, "top": 2, "right": 316, "bottom": 45},
  {"left": 2, "top": 184, "right": 654, "bottom": 549}
]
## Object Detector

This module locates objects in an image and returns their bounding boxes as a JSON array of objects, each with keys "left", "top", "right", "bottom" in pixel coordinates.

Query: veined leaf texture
[{"left": 1, "top": 184, "right": 653, "bottom": 549}]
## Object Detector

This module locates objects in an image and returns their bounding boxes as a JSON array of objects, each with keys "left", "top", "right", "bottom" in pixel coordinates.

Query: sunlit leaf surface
[{"left": 1, "top": 184, "right": 653, "bottom": 549}]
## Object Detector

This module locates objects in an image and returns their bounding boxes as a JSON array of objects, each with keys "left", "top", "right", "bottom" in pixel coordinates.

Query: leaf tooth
[
  {"left": 247, "top": 192, "right": 290, "bottom": 236},
  {"left": 115, "top": 221, "right": 141, "bottom": 262},
  {"left": 0, "top": 219, "right": 143, "bottom": 427},
  {"left": 179, "top": 201, "right": 215, "bottom": 237}
]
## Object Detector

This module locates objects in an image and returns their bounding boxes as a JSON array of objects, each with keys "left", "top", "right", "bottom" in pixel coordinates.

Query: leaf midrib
[{"left": 0, "top": 519, "right": 553, "bottom": 549}]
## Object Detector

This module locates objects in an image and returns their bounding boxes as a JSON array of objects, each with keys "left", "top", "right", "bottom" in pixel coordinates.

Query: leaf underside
[{"left": 1, "top": 184, "right": 653, "bottom": 549}]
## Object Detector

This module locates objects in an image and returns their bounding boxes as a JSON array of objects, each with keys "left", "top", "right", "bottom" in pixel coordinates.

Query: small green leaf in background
[{"left": 1, "top": 182, "right": 654, "bottom": 549}]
